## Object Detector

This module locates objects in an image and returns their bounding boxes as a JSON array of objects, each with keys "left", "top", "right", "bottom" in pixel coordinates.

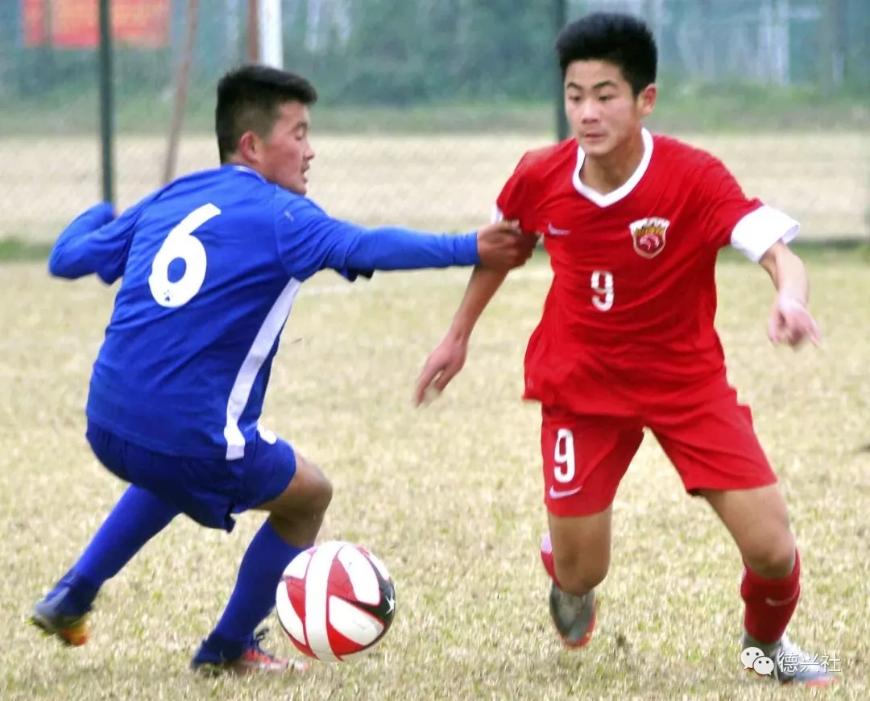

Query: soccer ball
[{"left": 275, "top": 540, "right": 396, "bottom": 661}]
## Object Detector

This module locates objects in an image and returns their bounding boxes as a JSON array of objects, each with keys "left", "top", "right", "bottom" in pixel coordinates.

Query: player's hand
[
  {"left": 767, "top": 294, "right": 821, "bottom": 348},
  {"left": 413, "top": 335, "right": 468, "bottom": 406},
  {"left": 476, "top": 220, "right": 536, "bottom": 271},
  {"left": 93, "top": 201, "right": 118, "bottom": 225}
]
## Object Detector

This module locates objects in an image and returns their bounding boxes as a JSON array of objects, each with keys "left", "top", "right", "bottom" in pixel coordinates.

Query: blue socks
[
  {"left": 49, "top": 489, "right": 302, "bottom": 664},
  {"left": 51, "top": 485, "right": 178, "bottom": 614},
  {"left": 197, "top": 520, "right": 303, "bottom": 662}
]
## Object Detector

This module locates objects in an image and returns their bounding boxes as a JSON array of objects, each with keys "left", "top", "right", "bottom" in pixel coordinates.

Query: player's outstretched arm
[
  {"left": 414, "top": 265, "right": 508, "bottom": 405},
  {"left": 759, "top": 240, "right": 821, "bottom": 348},
  {"left": 338, "top": 220, "right": 532, "bottom": 273},
  {"left": 277, "top": 200, "right": 536, "bottom": 280}
]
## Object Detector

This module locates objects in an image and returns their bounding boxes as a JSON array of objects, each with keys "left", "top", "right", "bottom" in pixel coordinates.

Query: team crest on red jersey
[{"left": 629, "top": 217, "right": 669, "bottom": 259}]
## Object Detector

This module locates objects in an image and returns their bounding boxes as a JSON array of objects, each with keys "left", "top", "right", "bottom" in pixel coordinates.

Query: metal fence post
[
  {"left": 554, "top": 0, "right": 568, "bottom": 142},
  {"left": 98, "top": 0, "right": 115, "bottom": 206}
]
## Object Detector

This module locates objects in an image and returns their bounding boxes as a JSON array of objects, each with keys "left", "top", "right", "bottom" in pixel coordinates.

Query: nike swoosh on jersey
[
  {"left": 547, "top": 223, "right": 571, "bottom": 236},
  {"left": 548, "top": 485, "right": 583, "bottom": 499}
]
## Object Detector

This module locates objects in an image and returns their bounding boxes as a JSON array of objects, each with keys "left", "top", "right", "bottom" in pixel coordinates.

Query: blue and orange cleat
[
  {"left": 191, "top": 628, "right": 309, "bottom": 676},
  {"left": 31, "top": 587, "right": 91, "bottom": 647}
]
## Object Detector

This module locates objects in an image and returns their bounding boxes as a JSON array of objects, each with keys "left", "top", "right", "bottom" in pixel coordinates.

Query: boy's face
[
  {"left": 246, "top": 101, "right": 315, "bottom": 195},
  {"left": 563, "top": 60, "right": 655, "bottom": 159}
]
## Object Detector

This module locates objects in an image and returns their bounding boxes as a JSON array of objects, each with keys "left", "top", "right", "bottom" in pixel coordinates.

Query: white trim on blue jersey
[
  {"left": 58, "top": 166, "right": 481, "bottom": 460},
  {"left": 223, "top": 277, "right": 302, "bottom": 460}
]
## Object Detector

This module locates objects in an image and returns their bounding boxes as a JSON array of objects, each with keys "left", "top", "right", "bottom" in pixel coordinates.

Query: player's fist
[
  {"left": 475, "top": 220, "right": 536, "bottom": 271},
  {"left": 767, "top": 294, "right": 821, "bottom": 348}
]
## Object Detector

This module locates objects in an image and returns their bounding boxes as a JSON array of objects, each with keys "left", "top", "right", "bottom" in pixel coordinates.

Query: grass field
[
  {"left": 0, "top": 130, "right": 867, "bottom": 243},
  {"left": 0, "top": 249, "right": 867, "bottom": 700}
]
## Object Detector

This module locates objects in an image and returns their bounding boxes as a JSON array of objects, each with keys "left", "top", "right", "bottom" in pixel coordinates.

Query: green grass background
[{"left": 0, "top": 248, "right": 867, "bottom": 700}]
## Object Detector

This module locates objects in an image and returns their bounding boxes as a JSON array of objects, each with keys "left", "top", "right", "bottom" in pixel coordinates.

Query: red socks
[
  {"left": 545, "top": 532, "right": 800, "bottom": 645},
  {"left": 540, "top": 533, "right": 561, "bottom": 587},
  {"left": 740, "top": 549, "right": 801, "bottom": 644}
]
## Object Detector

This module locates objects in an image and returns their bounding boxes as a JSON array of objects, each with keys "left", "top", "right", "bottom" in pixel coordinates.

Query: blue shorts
[{"left": 85, "top": 420, "right": 296, "bottom": 532}]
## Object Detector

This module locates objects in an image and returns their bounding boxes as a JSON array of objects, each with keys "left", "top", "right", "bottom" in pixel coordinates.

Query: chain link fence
[{"left": 1, "top": 0, "right": 867, "bottom": 244}]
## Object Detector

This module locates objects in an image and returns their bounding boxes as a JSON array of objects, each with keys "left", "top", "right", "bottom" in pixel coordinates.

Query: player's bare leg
[
  {"left": 192, "top": 451, "right": 330, "bottom": 675},
  {"left": 257, "top": 451, "right": 333, "bottom": 547},
  {"left": 541, "top": 507, "right": 612, "bottom": 648},
  {"left": 703, "top": 484, "right": 794, "bottom": 578},
  {"left": 702, "top": 485, "right": 835, "bottom": 686}
]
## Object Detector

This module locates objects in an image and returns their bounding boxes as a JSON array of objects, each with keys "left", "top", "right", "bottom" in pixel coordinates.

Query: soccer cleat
[
  {"left": 742, "top": 633, "right": 837, "bottom": 687},
  {"left": 771, "top": 635, "right": 837, "bottom": 687},
  {"left": 540, "top": 532, "right": 597, "bottom": 648},
  {"left": 31, "top": 588, "right": 91, "bottom": 647},
  {"left": 191, "top": 628, "right": 309, "bottom": 676},
  {"left": 549, "top": 583, "right": 597, "bottom": 648}
]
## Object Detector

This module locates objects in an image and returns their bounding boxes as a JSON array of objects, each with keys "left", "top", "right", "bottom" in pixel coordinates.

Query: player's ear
[
  {"left": 237, "top": 130, "right": 261, "bottom": 164},
  {"left": 638, "top": 84, "right": 657, "bottom": 117}
]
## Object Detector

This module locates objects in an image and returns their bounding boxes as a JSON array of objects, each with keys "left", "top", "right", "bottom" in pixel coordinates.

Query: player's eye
[{"left": 599, "top": 94, "right": 614, "bottom": 102}]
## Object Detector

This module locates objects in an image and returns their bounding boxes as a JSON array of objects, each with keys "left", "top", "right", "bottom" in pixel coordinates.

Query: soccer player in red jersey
[{"left": 415, "top": 12, "right": 833, "bottom": 687}]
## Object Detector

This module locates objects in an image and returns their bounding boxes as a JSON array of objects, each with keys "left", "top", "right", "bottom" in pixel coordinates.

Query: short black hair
[
  {"left": 215, "top": 65, "right": 318, "bottom": 163},
  {"left": 556, "top": 12, "right": 657, "bottom": 96}
]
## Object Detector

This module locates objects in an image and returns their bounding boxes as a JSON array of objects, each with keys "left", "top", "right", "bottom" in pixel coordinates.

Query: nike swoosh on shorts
[{"left": 548, "top": 485, "right": 583, "bottom": 499}]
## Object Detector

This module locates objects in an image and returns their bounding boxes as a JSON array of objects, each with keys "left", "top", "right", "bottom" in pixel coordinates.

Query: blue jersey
[{"left": 49, "top": 165, "right": 479, "bottom": 459}]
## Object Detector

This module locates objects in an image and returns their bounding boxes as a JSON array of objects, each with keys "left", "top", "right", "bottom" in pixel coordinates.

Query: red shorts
[{"left": 540, "top": 389, "right": 777, "bottom": 517}]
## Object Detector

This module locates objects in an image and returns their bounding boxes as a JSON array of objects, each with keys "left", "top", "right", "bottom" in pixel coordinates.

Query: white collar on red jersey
[{"left": 572, "top": 128, "right": 654, "bottom": 207}]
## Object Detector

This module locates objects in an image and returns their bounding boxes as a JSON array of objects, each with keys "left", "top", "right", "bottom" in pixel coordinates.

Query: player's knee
[
  {"left": 307, "top": 470, "right": 333, "bottom": 515},
  {"left": 742, "top": 533, "right": 796, "bottom": 578},
  {"left": 267, "top": 454, "right": 332, "bottom": 522},
  {"left": 292, "top": 458, "right": 332, "bottom": 517}
]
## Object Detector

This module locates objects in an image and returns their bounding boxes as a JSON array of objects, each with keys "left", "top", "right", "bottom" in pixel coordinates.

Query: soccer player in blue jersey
[{"left": 31, "top": 64, "right": 534, "bottom": 675}]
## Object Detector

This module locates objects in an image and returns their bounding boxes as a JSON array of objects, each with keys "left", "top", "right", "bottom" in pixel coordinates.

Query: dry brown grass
[
  {"left": 1, "top": 130, "right": 867, "bottom": 242},
  {"left": 0, "top": 249, "right": 868, "bottom": 700}
]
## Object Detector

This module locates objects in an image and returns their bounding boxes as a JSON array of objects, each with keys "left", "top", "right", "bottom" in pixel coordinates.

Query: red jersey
[{"left": 496, "top": 130, "right": 798, "bottom": 415}]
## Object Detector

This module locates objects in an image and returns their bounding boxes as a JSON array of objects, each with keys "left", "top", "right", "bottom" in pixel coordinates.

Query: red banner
[{"left": 23, "top": 0, "right": 171, "bottom": 49}]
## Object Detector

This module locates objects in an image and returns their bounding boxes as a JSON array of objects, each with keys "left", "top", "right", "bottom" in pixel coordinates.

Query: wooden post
[
  {"left": 163, "top": 0, "right": 199, "bottom": 184},
  {"left": 247, "top": 0, "right": 259, "bottom": 62}
]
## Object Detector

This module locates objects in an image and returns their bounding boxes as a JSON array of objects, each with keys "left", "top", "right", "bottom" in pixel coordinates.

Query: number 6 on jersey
[{"left": 148, "top": 203, "right": 221, "bottom": 308}]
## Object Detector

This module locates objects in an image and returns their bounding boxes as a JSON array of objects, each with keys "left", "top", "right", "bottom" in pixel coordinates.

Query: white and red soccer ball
[{"left": 275, "top": 541, "right": 396, "bottom": 661}]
